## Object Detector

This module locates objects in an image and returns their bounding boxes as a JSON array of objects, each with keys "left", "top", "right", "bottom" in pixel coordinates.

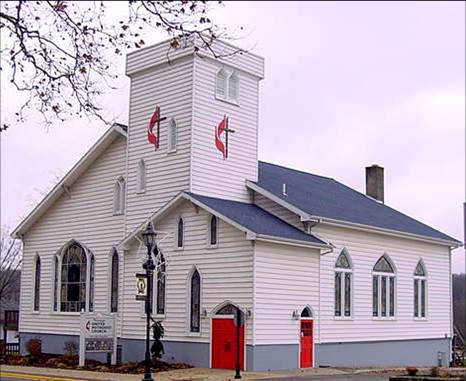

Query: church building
[{"left": 13, "top": 38, "right": 461, "bottom": 371}]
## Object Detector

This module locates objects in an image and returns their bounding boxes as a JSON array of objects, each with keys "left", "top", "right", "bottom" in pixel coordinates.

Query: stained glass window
[
  {"left": 53, "top": 256, "right": 58, "bottom": 311},
  {"left": 210, "top": 215, "right": 218, "bottom": 246},
  {"left": 373, "top": 255, "right": 396, "bottom": 318},
  {"left": 61, "top": 243, "right": 87, "bottom": 312},
  {"left": 414, "top": 260, "right": 427, "bottom": 318},
  {"left": 335, "top": 249, "right": 352, "bottom": 317},
  {"left": 110, "top": 250, "right": 119, "bottom": 313},
  {"left": 190, "top": 269, "right": 201, "bottom": 332},
  {"left": 34, "top": 256, "right": 41, "bottom": 311},
  {"left": 89, "top": 254, "right": 95, "bottom": 312},
  {"left": 156, "top": 254, "right": 166, "bottom": 315},
  {"left": 177, "top": 218, "right": 184, "bottom": 248}
]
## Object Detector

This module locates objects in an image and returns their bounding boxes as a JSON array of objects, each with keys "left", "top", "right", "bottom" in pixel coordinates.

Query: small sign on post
[
  {"left": 79, "top": 313, "right": 116, "bottom": 367},
  {"left": 135, "top": 273, "right": 148, "bottom": 301}
]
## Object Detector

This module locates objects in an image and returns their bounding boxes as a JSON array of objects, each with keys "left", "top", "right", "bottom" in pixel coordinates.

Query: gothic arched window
[
  {"left": 53, "top": 255, "right": 59, "bottom": 311},
  {"left": 414, "top": 260, "right": 427, "bottom": 318},
  {"left": 167, "top": 118, "right": 177, "bottom": 152},
  {"left": 137, "top": 159, "right": 146, "bottom": 193},
  {"left": 156, "top": 254, "right": 166, "bottom": 315},
  {"left": 373, "top": 255, "right": 396, "bottom": 318},
  {"left": 190, "top": 269, "right": 201, "bottom": 333},
  {"left": 110, "top": 249, "right": 119, "bottom": 313},
  {"left": 113, "top": 177, "right": 125, "bottom": 214},
  {"left": 216, "top": 68, "right": 227, "bottom": 99},
  {"left": 33, "top": 255, "right": 41, "bottom": 311},
  {"left": 334, "top": 249, "right": 352, "bottom": 317},
  {"left": 209, "top": 215, "right": 218, "bottom": 246},
  {"left": 177, "top": 218, "right": 184, "bottom": 248},
  {"left": 89, "top": 253, "right": 95, "bottom": 312},
  {"left": 228, "top": 72, "right": 239, "bottom": 101},
  {"left": 61, "top": 243, "right": 87, "bottom": 312}
]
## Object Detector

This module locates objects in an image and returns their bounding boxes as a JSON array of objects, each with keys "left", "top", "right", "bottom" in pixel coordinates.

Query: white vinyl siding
[
  {"left": 254, "top": 241, "right": 320, "bottom": 345},
  {"left": 19, "top": 135, "right": 126, "bottom": 336},
  {"left": 124, "top": 56, "right": 193, "bottom": 233},
  {"left": 253, "top": 193, "right": 452, "bottom": 344},
  {"left": 120, "top": 201, "right": 254, "bottom": 344},
  {"left": 190, "top": 56, "right": 262, "bottom": 202}
]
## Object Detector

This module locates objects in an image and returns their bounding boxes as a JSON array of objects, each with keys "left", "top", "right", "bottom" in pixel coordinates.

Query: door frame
[
  {"left": 209, "top": 308, "right": 247, "bottom": 370},
  {"left": 298, "top": 317, "right": 315, "bottom": 368}
]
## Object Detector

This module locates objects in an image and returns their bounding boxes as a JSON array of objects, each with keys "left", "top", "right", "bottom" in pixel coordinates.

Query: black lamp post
[{"left": 141, "top": 222, "right": 156, "bottom": 381}]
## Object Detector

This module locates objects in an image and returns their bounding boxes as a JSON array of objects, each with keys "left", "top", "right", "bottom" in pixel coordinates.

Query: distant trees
[
  {"left": 0, "top": 227, "right": 22, "bottom": 302},
  {"left": 453, "top": 273, "right": 465, "bottom": 338}
]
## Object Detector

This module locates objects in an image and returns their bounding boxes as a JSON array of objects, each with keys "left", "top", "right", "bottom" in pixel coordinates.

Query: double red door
[
  {"left": 300, "top": 320, "right": 313, "bottom": 368},
  {"left": 211, "top": 318, "right": 244, "bottom": 370}
]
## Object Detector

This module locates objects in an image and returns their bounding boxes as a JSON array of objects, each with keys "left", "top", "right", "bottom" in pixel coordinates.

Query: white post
[{"left": 79, "top": 313, "right": 85, "bottom": 367}]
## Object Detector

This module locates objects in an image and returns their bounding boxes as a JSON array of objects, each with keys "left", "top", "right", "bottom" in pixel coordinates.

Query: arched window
[
  {"left": 89, "top": 253, "right": 95, "bottom": 312},
  {"left": 177, "top": 218, "right": 184, "bottom": 248},
  {"left": 228, "top": 72, "right": 239, "bottom": 101},
  {"left": 110, "top": 249, "right": 119, "bottom": 313},
  {"left": 113, "top": 177, "right": 125, "bottom": 214},
  {"left": 155, "top": 254, "right": 166, "bottom": 315},
  {"left": 61, "top": 243, "right": 87, "bottom": 312},
  {"left": 335, "top": 249, "right": 352, "bottom": 317},
  {"left": 373, "top": 255, "right": 396, "bottom": 318},
  {"left": 53, "top": 255, "right": 59, "bottom": 312},
  {"left": 137, "top": 159, "right": 146, "bottom": 193},
  {"left": 190, "top": 269, "right": 201, "bottom": 333},
  {"left": 216, "top": 68, "right": 227, "bottom": 99},
  {"left": 33, "top": 255, "right": 41, "bottom": 311},
  {"left": 167, "top": 118, "right": 177, "bottom": 152},
  {"left": 301, "top": 307, "right": 313, "bottom": 318},
  {"left": 209, "top": 215, "right": 218, "bottom": 246},
  {"left": 414, "top": 260, "right": 427, "bottom": 318}
]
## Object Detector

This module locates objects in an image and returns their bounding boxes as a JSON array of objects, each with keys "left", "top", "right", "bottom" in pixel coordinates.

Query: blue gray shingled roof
[
  {"left": 187, "top": 193, "right": 327, "bottom": 246},
  {"left": 256, "top": 161, "right": 459, "bottom": 243}
]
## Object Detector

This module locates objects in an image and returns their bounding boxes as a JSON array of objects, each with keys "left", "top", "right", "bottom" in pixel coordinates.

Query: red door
[
  {"left": 211, "top": 318, "right": 245, "bottom": 370},
  {"left": 300, "top": 320, "right": 313, "bottom": 368}
]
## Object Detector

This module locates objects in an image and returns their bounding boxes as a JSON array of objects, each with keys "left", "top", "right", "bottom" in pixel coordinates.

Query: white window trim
[
  {"left": 52, "top": 254, "right": 59, "bottom": 313},
  {"left": 113, "top": 177, "right": 126, "bottom": 215},
  {"left": 167, "top": 118, "right": 177, "bottom": 154},
  {"left": 334, "top": 268, "right": 353, "bottom": 320},
  {"left": 372, "top": 271, "right": 397, "bottom": 320},
  {"left": 215, "top": 67, "right": 240, "bottom": 105},
  {"left": 136, "top": 159, "right": 146, "bottom": 194},
  {"left": 206, "top": 214, "right": 219, "bottom": 249},
  {"left": 153, "top": 254, "right": 166, "bottom": 319},
  {"left": 108, "top": 248, "right": 120, "bottom": 314}
]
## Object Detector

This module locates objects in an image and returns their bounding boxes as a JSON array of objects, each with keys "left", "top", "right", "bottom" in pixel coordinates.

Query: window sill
[
  {"left": 206, "top": 244, "right": 218, "bottom": 250},
  {"left": 414, "top": 317, "right": 428, "bottom": 321},
  {"left": 31, "top": 311, "right": 40, "bottom": 315},
  {"left": 186, "top": 331, "right": 201, "bottom": 337},
  {"left": 173, "top": 246, "right": 184, "bottom": 252},
  {"left": 167, "top": 149, "right": 177, "bottom": 155},
  {"left": 372, "top": 316, "right": 397, "bottom": 321},
  {"left": 154, "top": 314, "right": 165, "bottom": 321},
  {"left": 113, "top": 211, "right": 124, "bottom": 216},
  {"left": 334, "top": 316, "right": 353, "bottom": 321},
  {"left": 136, "top": 190, "right": 146, "bottom": 195},
  {"left": 215, "top": 94, "right": 239, "bottom": 107},
  {"left": 55, "top": 312, "right": 82, "bottom": 316}
]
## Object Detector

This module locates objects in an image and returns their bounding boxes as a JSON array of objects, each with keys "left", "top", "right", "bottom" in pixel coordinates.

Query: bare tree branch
[{"left": 0, "top": 226, "right": 22, "bottom": 301}]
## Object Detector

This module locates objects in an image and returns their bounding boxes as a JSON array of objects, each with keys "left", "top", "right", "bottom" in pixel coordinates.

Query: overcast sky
[{"left": 1, "top": 1, "right": 465, "bottom": 272}]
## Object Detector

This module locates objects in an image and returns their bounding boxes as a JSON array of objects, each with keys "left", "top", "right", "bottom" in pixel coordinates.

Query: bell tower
[{"left": 125, "top": 39, "right": 264, "bottom": 231}]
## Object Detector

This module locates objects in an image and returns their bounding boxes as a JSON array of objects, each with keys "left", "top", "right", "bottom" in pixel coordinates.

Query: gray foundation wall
[
  {"left": 19, "top": 332, "right": 451, "bottom": 370},
  {"left": 315, "top": 338, "right": 451, "bottom": 368}
]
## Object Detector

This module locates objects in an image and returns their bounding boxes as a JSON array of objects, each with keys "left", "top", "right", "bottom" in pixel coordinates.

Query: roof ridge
[{"left": 259, "top": 161, "right": 334, "bottom": 181}]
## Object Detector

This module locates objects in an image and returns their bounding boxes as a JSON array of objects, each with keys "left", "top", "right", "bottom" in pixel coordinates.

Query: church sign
[{"left": 79, "top": 313, "right": 117, "bottom": 366}]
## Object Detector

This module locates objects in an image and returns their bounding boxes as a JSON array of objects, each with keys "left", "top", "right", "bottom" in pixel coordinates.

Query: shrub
[
  {"left": 430, "top": 366, "right": 440, "bottom": 377},
  {"left": 25, "top": 339, "right": 42, "bottom": 358},
  {"left": 406, "top": 367, "right": 418, "bottom": 376},
  {"left": 63, "top": 340, "right": 78, "bottom": 356}
]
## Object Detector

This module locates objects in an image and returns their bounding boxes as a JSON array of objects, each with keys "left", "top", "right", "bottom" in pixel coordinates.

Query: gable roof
[
  {"left": 12, "top": 124, "right": 127, "bottom": 238},
  {"left": 120, "top": 191, "right": 330, "bottom": 250},
  {"left": 248, "top": 161, "right": 460, "bottom": 246}
]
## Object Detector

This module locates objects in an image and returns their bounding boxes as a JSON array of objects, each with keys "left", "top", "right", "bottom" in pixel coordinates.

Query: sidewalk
[{"left": 0, "top": 365, "right": 376, "bottom": 381}]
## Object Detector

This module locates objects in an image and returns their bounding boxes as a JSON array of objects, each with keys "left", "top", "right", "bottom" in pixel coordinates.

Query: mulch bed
[{"left": 0, "top": 353, "right": 192, "bottom": 374}]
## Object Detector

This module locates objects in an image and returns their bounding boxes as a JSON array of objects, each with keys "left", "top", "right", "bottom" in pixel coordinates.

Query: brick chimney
[{"left": 366, "top": 165, "right": 384, "bottom": 203}]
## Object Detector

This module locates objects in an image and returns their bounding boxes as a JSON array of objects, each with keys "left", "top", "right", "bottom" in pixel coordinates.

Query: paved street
[{"left": 0, "top": 370, "right": 403, "bottom": 381}]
